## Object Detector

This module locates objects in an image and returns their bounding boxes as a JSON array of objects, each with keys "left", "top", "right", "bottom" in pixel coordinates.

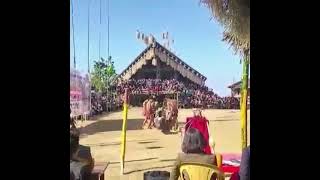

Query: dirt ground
[{"left": 77, "top": 107, "right": 250, "bottom": 180}]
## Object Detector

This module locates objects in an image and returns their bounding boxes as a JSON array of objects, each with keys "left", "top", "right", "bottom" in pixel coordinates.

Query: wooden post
[
  {"left": 174, "top": 71, "right": 178, "bottom": 80},
  {"left": 240, "top": 57, "right": 249, "bottom": 149},
  {"left": 176, "top": 92, "right": 179, "bottom": 130},
  {"left": 120, "top": 88, "right": 129, "bottom": 174},
  {"left": 156, "top": 58, "right": 161, "bottom": 79},
  {"left": 176, "top": 92, "right": 178, "bottom": 107}
]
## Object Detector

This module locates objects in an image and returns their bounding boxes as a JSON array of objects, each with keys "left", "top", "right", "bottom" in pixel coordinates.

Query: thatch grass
[{"left": 200, "top": 0, "right": 250, "bottom": 57}]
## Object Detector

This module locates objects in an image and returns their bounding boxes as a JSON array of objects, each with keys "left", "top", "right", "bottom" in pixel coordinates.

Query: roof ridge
[{"left": 117, "top": 40, "right": 207, "bottom": 84}]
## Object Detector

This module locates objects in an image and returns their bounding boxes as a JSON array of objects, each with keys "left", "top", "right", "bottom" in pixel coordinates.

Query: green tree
[
  {"left": 91, "top": 56, "right": 117, "bottom": 93},
  {"left": 200, "top": 0, "right": 250, "bottom": 149}
]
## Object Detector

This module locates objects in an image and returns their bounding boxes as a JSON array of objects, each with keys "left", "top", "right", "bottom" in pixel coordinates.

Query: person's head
[
  {"left": 192, "top": 108, "right": 202, "bottom": 117},
  {"left": 182, "top": 128, "right": 207, "bottom": 154},
  {"left": 70, "top": 128, "right": 80, "bottom": 158}
]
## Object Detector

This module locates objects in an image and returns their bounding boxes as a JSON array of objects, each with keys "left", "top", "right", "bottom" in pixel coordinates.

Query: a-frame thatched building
[{"left": 117, "top": 41, "right": 207, "bottom": 86}]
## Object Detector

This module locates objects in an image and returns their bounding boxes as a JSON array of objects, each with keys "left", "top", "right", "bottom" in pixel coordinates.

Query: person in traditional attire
[
  {"left": 142, "top": 96, "right": 157, "bottom": 129},
  {"left": 154, "top": 106, "right": 164, "bottom": 129}
]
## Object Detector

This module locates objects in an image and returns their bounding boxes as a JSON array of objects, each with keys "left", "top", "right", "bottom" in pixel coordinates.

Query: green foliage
[{"left": 91, "top": 56, "right": 117, "bottom": 93}]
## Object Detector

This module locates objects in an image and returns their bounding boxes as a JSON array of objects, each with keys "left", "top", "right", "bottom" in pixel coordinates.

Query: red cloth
[
  {"left": 221, "top": 165, "right": 240, "bottom": 173},
  {"left": 185, "top": 116, "right": 212, "bottom": 155},
  {"left": 229, "top": 171, "right": 240, "bottom": 180}
]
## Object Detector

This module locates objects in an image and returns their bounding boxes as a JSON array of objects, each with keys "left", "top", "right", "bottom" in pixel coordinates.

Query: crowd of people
[
  {"left": 116, "top": 78, "right": 240, "bottom": 109},
  {"left": 116, "top": 79, "right": 184, "bottom": 95},
  {"left": 90, "top": 92, "right": 123, "bottom": 115},
  {"left": 87, "top": 78, "right": 241, "bottom": 117}
]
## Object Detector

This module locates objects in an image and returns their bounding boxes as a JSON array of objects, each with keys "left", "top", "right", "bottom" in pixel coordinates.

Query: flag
[
  {"left": 148, "top": 35, "right": 154, "bottom": 44},
  {"left": 144, "top": 36, "right": 149, "bottom": 45}
]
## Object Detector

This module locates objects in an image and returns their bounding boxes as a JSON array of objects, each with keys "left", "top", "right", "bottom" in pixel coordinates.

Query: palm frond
[
  {"left": 222, "top": 31, "right": 249, "bottom": 57},
  {"left": 200, "top": 0, "right": 250, "bottom": 56}
]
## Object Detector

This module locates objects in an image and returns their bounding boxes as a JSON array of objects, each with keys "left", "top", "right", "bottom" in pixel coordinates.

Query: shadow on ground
[
  {"left": 161, "top": 131, "right": 179, "bottom": 135},
  {"left": 84, "top": 139, "right": 159, "bottom": 146},
  {"left": 160, "top": 159, "right": 176, "bottom": 162},
  {"left": 80, "top": 118, "right": 144, "bottom": 135},
  {"left": 124, "top": 165, "right": 174, "bottom": 175},
  {"left": 146, "top": 146, "right": 163, "bottom": 149},
  {"left": 82, "top": 142, "right": 121, "bottom": 147},
  {"left": 88, "top": 110, "right": 123, "bottom": 120},
  {"left": 138, "top": 141, "right": 157, "bottom": 144},
  {"left": 109, "top": 158, "right": 159, "bottom": 165}
]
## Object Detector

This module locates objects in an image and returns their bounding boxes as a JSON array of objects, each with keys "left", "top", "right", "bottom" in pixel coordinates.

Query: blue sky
[{"left": 70, "top": 0, "right": 242, "bottom": 96}]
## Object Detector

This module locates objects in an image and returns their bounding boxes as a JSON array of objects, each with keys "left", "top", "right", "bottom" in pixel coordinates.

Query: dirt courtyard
[{"left": 77, "top": 107, "right": 250, "bottom": 180}]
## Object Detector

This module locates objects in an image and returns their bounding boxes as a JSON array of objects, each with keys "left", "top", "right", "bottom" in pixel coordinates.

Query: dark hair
[
  {"left": 182, "top": 128, "right": 207, "bottom": 154},
  {"left": 70, "top": 128, "right": 80, "bottom": 157}
]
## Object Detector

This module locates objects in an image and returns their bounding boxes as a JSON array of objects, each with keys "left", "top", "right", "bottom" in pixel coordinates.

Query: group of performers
[
  {"left": 142, "top": 96, "right": 162, "bottom": 129},
  {"left": 142, "top": 96, "right": 178, "bottom": 131}
]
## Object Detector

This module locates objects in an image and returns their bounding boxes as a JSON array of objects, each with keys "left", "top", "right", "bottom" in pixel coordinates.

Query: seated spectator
[
  {"left": 170, "top": 128, "right": 217, "bottom": 180},
  {"left": 185, "top": 109, "right": 212, "bottom": 155},
  {"left": 70, "top": 128, "right": 93, "bottom": 180}
]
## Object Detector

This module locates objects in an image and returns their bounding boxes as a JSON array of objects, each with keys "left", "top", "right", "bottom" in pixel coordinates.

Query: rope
[
  {"left": 71, "top": 0, "right": 76, "bottom": 69},
  {"left": 107, "top": 0, "right": 110, "bottom": 59},
  {"left": 106, "top": 0, "right": 110, "bottom": 112},
  {"left": 87, "top": 0, "right": 91, "bottom": 73},
  {"left": 98, "top": 0, "right": 101, "bottom": 61}
]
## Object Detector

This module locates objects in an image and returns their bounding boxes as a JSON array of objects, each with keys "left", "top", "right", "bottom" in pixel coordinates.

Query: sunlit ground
[{"left": 77, "top": 107, "right": 250, "bottom": 180}]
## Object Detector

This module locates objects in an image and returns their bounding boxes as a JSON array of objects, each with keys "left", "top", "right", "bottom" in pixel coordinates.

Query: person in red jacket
[{"left": 184, "top": 108, "right": 212, "bottom": 155}]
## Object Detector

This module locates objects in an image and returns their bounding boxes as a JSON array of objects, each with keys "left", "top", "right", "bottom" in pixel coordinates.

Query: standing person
[
  {"left": 154, "top": 106, "right": 164, "bottom": 129},
  {"left": 142, "top": 98, "right": 150, "bottom": 128},
  {"left": 146, "top": 96, "right": 156, "bottom": 129},
  {"left": 70, "top": 108, "right": 76, "bottom": 129}
]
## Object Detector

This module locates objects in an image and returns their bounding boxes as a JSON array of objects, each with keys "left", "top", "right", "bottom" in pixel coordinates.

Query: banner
[{"left": 70, "top": 69, "right": 91, "bottom": 117}]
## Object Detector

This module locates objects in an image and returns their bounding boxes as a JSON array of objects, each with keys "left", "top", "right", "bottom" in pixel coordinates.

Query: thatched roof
[
  {"left": 201, "top": 0, "right": 250, "bottom": 57},
  {"left": 117, "top": 41, "right": 207, "bottom": 85},
  {"left": 228, "top": 79, "right": 250, "bottom": 89}
]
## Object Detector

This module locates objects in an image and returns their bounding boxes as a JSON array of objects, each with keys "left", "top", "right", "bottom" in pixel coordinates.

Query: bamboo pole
[
  {"left": 120, "top": 88, "right": 129, "bottom": 175},
  {"left": 240, "top": 57, "right": 249, "bottom": 149}
]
